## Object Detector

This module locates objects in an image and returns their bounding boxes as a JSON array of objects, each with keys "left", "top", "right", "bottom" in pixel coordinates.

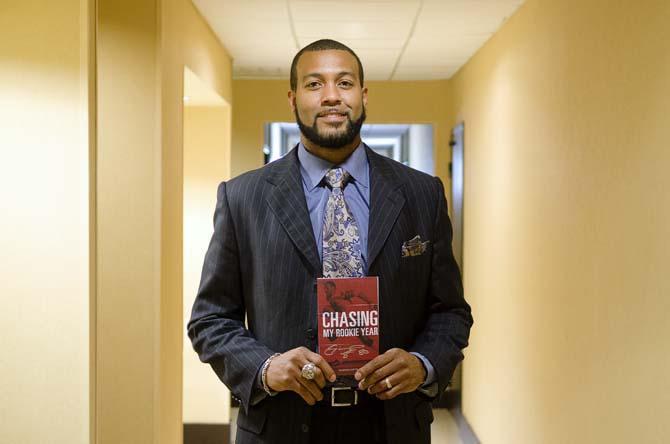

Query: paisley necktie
[{"left": 322, "top": 167, "right": 364, "bottom": 278}]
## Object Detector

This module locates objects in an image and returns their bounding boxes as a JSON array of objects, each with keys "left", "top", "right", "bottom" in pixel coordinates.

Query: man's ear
[
  {"left": 288, "top": 90, "right": 296, "bottom": 112},
  {"left": 362, "top": 86, "right": 368, "bottom": 108}
]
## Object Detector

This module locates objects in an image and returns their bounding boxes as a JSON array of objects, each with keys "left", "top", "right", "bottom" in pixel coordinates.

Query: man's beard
[{"left": 295, "top": 107, "right": 366, "bottom": 149}]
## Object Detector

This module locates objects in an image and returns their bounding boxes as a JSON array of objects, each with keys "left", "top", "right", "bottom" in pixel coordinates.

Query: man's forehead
[{"left": 297, "top": 50, "right": 359, "bottom": 77}]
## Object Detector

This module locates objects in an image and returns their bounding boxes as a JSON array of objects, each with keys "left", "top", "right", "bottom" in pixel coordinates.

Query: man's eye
[
  {"left": 306, "top": 82, "right": 321, "bottom": 88},
  {"left": 339, "top": 81, "right": 353, "bottom": 88}
]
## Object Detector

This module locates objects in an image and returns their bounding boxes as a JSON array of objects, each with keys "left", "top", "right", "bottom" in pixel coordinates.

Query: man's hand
[
  {"left": 266, "top": 347, "right": 336, "bottom": 405},
  {"left": 354, "top": 348, "right": 427, "bottom": 400}
]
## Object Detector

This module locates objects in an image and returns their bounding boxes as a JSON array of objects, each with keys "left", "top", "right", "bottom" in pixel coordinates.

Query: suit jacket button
[
  {"left": 301, "top": 424, "right": 309, "bottom": 433},
  {"left": 306, "top": 328, "right": 316, "bottom": 340}
]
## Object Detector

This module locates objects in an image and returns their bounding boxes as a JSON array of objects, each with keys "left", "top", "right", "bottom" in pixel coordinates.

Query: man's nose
[{"left": 321, "top": 83, "right": 341, "bottom": 105}]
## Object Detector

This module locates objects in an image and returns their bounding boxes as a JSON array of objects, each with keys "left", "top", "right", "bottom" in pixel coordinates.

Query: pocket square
[{"left": 401, "top": 235, "right": 429, "bottom": 257}]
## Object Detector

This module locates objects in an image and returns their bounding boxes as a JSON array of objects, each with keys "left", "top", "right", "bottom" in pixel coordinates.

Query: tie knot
[{"left": 324, "top": 168, "right": 350, "bottom": 190}]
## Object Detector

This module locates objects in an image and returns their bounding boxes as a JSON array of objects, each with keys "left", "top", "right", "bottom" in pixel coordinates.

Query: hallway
[{"left": 3, "top": 0, "right": 670, "bottom": 443}]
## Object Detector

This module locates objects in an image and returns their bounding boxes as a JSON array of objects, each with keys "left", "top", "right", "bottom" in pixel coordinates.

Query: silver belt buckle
[{"left": 331, "top": 386, "right": 358, "bottom": 407}]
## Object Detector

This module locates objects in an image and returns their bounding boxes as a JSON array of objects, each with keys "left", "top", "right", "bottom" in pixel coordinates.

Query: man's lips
[{"left": 317, "top": 111, "right": 348, "bottom": 123}]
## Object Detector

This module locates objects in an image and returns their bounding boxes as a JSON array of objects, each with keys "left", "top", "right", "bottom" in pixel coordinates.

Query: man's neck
[{"left": 301, "top": 135, "right": 361, "bottom": 165}]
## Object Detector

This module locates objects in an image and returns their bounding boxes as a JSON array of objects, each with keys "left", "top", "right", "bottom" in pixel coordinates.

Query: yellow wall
[
  {"left": 0, "top": 0, "right": 93, "bottom": 443},
  {"left": 449, "top": 0, "right": 670, "bottom": 442},
  {"left": 231, "top": 80, "right": 292, "bottom": 176},
  {"left": 160, "top": 1, "right": 233, "bottom": 441},
  {"left": 183, "top": 105, "right": 232, "bottom": 424},
  {"left": 96, "top": 0, "right": 233, "bottom": 442},
  {"left": 231, "top": 79, "right": 452, "bottom": 185},
  {"left": 96, "top": 1, "right": 159, "bottom": 442},
  {"left": 4, "top": 0, "right": 232, "bottom": 441}
]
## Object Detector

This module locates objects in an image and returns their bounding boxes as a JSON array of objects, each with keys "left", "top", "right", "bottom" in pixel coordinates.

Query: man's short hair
[{"left": 290, "top": 39, "right": 365, "bottom": 91}]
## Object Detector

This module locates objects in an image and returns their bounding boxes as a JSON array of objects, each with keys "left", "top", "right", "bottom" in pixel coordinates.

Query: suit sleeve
[
  {"left": 410, "top": 176, "right": 473, "bottom": 397},
  {"left": 187, "top": 181, "right": 274, "bottom": 412}
]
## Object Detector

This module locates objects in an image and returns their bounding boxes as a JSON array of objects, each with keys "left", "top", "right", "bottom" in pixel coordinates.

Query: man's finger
[
  {"left": 311, "top": 365, "right": 326, "bottom": 389},
  {"left": 355, "top": 352, "right": 394, "bottom": 384},
  {"left": 297, "top": 375, "right": 323, "bottom": 403},
  {"left": 292, "top": 380, "right": 318, "bottom": 405},
  {"left": 367, "top": 366, "right": 408, "bottom": 395},
  {"left": 375, "top": 381, "right": 405, "bottom": 401},
  {"left": 306, "top": 352, "right": 337, "bottom": 384},
  {"left": 358, "top": 358, "right": 400, "bottom": 391},
  {"left": 299, "top": 355, "right": 326, "bottom": 389},
  {"left": 298, "top": 356, "right": 326, "bottom": 388}
]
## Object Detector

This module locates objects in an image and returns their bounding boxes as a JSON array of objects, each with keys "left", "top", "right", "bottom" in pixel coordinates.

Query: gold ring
[{"left": 385, "top": 377, "right": 392, "bottom": 390}]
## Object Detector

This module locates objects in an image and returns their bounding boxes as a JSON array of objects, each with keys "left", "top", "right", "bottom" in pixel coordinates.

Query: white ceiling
[{"left": 192, "top": 0, "right": 525, "bottom": 81}]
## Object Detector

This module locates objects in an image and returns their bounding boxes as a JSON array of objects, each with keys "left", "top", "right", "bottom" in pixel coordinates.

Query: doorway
[{"left": 263, "top": 122, "right": 435, "bottom": 175}]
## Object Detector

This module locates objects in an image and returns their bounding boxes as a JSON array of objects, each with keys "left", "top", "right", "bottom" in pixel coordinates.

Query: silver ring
[
  {"left": 385, "top": 377, "right": 392, "bottom": 390},
  {"left": 301, "top": 362, "right": 316, "bottom": 380}
]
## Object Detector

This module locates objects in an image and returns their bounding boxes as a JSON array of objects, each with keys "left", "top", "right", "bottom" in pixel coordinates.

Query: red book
[{"left": 317, "top": 277, "right": 379, "bottom": 377}]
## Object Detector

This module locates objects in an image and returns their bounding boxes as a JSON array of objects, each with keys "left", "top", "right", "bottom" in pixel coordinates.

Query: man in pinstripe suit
[{"left": 188, "top": 39, "right": 473, "bottom": 444}]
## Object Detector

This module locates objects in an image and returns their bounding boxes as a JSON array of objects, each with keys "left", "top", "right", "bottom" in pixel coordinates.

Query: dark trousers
[{"left": 308, "top": 395, "right": 387, "bottom": 444}]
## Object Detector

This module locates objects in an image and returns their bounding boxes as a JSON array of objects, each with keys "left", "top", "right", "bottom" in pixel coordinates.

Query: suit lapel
[
  {"left": 264, "top": 145, "right": 405, "bottom": 276},
  {"left": 366, "top": 146, "right": 406, "bottom": 271},
  {"left": 265, "top": 147, "right": 322, "bottom": 276}
]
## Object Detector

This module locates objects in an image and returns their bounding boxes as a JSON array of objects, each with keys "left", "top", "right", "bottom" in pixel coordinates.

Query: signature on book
[{"left": 323, "top": 344, "right": 370, "bottom": 359}]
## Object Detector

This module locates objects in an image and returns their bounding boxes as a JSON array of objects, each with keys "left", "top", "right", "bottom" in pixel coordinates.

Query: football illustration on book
[{"left": 317, "top": 277, "right": 379, "bottom": 376}]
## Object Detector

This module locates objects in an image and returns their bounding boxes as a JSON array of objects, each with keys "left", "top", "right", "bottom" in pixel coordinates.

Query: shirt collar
[{"left": 297, "top": 142, "right": 369, "bottom": 191}]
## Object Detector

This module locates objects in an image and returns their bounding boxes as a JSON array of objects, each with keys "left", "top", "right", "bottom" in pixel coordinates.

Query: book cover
[{"left": 317, "top": 276, "right": 379, "bottom": 377}]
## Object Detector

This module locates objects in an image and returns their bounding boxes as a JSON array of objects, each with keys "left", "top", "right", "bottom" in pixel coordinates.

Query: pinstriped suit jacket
[{"left": 188, "top": 145, "right": 473, "bottom": 444}]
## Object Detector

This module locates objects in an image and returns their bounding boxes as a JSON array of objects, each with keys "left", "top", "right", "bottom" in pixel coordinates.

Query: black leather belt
[{"left": 319, "top": 386, "right": 377, "bottom": 407}]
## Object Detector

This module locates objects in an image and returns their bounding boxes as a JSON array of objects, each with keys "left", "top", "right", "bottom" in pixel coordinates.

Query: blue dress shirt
[{"left": 297, "top": 142, "right": 370, "bottom": 273}]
